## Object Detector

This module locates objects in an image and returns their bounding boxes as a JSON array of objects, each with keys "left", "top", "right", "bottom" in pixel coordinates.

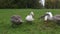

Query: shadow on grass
[{"left": 37, "top": 20, "right": 60, "bottom": 31}]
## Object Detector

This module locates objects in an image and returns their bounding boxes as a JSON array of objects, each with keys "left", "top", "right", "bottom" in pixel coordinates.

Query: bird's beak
[
  {"left": 38, "top": 15, "right": 44, "bottom": 19},
  {"left": 20, "top": 20, "right": 24, "bottom": 22}
]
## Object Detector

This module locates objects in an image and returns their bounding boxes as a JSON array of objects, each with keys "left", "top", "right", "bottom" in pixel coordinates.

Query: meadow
[{"left": 0, "top": 9, "right": 60, "bottom": 34}]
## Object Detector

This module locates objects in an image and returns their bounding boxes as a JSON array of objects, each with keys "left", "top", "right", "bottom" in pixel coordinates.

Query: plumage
[
  {"left": 25, "top": 12, "right": 34, "bottom": 22},
  {"left": 11, "top": 15, "right": 23, "bottom": 25},
  {"left": 44, "top": 12, "right": 53, "bottom": 21},
  {"left": 26, "top": 15, "right": 34, "bottom": 21}
]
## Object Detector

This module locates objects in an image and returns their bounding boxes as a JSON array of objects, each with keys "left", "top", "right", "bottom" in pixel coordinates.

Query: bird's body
[
  {"left": 25, "top": 12, "right": 34, "bottom": 22},
  {"left": 43, "top": 12, "right": 60, "bottom": 22},
  {"left": 44, "top": 12, "right": 53, "bottom": 21},
  {"left": 40, "top": 12, "right": 60, "bottom": 26},
  {"left": 26, "top": 15, "right": 34, "bottom": 21},
  {"left": 11, "top": 15, "right": 23, "bottom": 25}
]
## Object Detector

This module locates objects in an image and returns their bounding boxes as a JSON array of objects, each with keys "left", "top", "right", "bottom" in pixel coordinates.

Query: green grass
[{"left": 0, "top": 9, "right": 60, "bottom": 34}]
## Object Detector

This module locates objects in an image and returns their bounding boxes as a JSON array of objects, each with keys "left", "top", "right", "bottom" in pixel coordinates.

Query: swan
[
  {"left": 25, "top": 12, "right": 34, "bottom": 22},
  {"left": 40, "top": 12, "right": 53, "bottom": 23},
  {"left": 11, "top": 15, "right": 23, "bottom": 25},
  {"left": 44, "top": 12, "right": 53, "bottom": 21}
]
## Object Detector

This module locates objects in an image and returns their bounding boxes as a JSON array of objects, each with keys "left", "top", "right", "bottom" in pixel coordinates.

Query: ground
[{"left": 0, "top": 9, "right": 60, "bottom": 34}]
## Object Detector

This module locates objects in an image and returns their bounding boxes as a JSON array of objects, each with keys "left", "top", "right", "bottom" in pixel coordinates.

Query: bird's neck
[{"left": 49, "top": 13, "right": 53, "bottom": 17}]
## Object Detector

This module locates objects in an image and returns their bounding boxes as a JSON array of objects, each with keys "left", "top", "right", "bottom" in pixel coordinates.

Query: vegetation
[
  {"left": 45, "top": 0, "right": 60, "bottom": 9},
  {"left": 0, "top": 9, "right": 60, "bottom": 34},
  {"left": 0, "top": 0, "right": 40, "bottom": 8},
  {"left": 0, "top": 0, "right": 60, "bottom": 8}
]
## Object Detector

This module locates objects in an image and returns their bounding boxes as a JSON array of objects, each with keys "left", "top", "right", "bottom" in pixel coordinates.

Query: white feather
[
  {"left": 26, "top": 15, "right": 34, "bottom": 21},
  {"left": 44, "top": 16, "right": 48, "bottom": 21},
  {"left": 46, "top": 12, "right": 53, "bottom": 18}
]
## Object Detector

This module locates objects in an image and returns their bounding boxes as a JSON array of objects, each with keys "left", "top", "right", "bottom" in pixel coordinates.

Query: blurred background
[{"left": 0, "top": 0, "right": 60, "bottom": 9}]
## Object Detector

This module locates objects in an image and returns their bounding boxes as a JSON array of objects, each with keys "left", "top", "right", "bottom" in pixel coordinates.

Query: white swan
[
  {"left": 44, "top": 12, "right": 53, "bottom": 21},
  {"left": 25, "top": 12, "right": 34, "bottom": 22}
]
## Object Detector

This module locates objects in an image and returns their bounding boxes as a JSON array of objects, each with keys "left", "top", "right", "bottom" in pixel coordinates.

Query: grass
[{"left": 0, "top": 9, "right": 60, "bottom": 34}]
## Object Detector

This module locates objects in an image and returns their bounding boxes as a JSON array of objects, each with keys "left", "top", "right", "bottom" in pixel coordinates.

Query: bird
[
  {"left": 11, "top": 15, "right": 24, "bottom": 27},
  {"left": 25, "top": 12, "right": 34, "bottom": 22},
  {"left": 44, "top": 12, "right": 53, "bottom": 21},
  {"left": 39, "top": 11, "right": 53, "bottom": 24}
]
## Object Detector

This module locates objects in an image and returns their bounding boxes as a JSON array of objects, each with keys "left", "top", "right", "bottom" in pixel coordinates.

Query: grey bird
[{"left": 11, "top": 15, "right": 24, "bottom": 27}]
